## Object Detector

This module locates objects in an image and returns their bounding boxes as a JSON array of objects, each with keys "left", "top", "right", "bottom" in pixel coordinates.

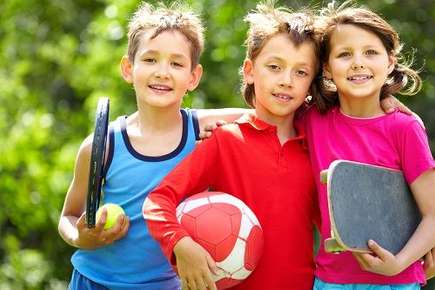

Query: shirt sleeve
[
  {"left": 398, "top": 118, "right": 435, "bottom": 184},
  {"left": 143, "top": 134, "right": 219, "bottom": 262}
]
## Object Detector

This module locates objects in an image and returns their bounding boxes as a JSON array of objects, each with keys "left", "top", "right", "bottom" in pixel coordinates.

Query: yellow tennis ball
[{"left": 96, "top": 203, "right": 125, "bottom": 230}]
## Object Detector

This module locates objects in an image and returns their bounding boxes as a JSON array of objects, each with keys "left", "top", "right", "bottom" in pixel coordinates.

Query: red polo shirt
[{"left": 144, "top": 113, "right": 318, "bottom": 290}]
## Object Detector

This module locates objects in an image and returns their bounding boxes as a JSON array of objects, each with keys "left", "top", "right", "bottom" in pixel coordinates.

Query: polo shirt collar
[
  {"left": 235, "top": 113, "right": 271, "bottom": 130},
  {"left": 235, "top": 113, "right": 306, "bottom": 142}
]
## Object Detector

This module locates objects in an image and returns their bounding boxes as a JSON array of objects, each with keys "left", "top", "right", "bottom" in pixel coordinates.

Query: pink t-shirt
[{"left": 305, "top": 106, "right": 435, "bottom": 284}]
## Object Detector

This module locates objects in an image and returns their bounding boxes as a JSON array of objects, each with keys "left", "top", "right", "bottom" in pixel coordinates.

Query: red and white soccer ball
[{"left": 176, "top": 191, "right": 264, "bottom": 289}]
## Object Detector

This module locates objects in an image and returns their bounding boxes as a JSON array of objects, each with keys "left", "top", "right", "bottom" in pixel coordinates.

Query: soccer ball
[{"left": 176, "top": 191, "right": 264, "bottom": 289}]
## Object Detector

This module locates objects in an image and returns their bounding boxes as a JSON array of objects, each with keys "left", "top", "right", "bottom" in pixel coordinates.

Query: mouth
[
  {"left": 346, "top": 74, "right": 373, "bottom": 83},
  {"left": 272, "top": 93, "right": 293, "bottom": 102},
  {"left": 148, "top": 84, "right": 173, "bottom": 93}
]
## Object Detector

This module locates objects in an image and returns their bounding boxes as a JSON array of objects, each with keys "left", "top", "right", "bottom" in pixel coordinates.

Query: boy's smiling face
[
  {"left": 243, "top": 33, "right": 317, "bottom": 123},
  {"left": 121, "top": 29, "right": 202, "bottom": 109}
]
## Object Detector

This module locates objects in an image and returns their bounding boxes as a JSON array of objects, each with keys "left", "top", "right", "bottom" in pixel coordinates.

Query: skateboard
[{"left": 321, "top": 160, "right": 421, "bottom": 254}]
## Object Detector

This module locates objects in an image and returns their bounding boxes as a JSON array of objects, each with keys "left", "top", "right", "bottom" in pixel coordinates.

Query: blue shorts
[
  {"left": 68, "top": 269, "right": 107, "bottom": 290},
  {"left": 313, "top": 278, "right": 420, "bottom": 290}
]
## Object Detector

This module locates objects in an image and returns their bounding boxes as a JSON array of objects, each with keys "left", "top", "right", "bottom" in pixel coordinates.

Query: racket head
[{"left": 86, "top": 97, "right": 110, "bottom": 228}]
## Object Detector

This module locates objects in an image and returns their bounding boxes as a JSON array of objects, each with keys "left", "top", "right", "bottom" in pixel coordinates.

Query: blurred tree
[{"left": 0, "top": 0, "right": 434, "bottom": 288}]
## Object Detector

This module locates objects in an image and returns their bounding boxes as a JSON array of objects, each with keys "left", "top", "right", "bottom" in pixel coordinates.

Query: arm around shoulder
[{"left": 196, "top": 108, "right": 252, "bottom": 132}]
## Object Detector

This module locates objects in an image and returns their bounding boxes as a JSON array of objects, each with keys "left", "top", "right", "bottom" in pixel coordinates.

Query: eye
[
  {"left": 365, "top": 49, "right": 378, "bottom": 56},
  {"left": 143, "top": 58, "right": 156, "bottom": 64},
  {"left": 296, "top": 70, "right": 309, "bottom": 77},
  {"left": 171, "top": 61, "right": 184, "bottom": 68},
  {"left": 337, "top": 51, "right": 351, "bottom": 58},
  {"left": 267, "top": 64, "right": 281, "bottom": 71}
]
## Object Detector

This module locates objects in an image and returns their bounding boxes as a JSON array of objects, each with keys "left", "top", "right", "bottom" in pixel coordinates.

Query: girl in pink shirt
[{"left": 305, "top": 2, "right": 435, "bottom": 289}]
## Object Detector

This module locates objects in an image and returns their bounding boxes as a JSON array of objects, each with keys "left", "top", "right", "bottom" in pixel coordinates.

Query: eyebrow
[
  {"left": 139, "top": 49, "right": 189, "bottom": 59},
  {"left": 266, "top": 56, "right": 313, "bottom": 67},
  {"left": 333, "top": 44, "right": 382, "bottom": 51}
]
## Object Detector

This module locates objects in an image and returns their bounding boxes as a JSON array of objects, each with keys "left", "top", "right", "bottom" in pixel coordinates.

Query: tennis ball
[{"left": 96, "top": 203, "right": 125, "bottom": 230}]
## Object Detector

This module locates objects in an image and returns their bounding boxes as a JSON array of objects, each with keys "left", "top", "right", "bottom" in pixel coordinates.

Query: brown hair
[
  {"left": 316, "top": 1, "right": 422, "bottom": 113},
  {"left": 241, "top": 1, "right": 323, "bottom": 108},
  {"left": 127, "top": 2, "right": 204, "bottom": 69}
]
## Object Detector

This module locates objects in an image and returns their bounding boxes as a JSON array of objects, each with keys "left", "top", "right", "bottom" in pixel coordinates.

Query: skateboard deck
[{"left": 321, "top": 160, "right": 421, "bottom": 254}]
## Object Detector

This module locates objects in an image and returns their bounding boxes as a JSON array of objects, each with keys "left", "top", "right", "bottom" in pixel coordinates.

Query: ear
[
  {"left": 243, "top": 59, "right": 255, "bottom": 85},
  {"left": 187, "top": 64, "right": 203, "bottom": 91},
  {"left": 120, "top": 56, "right": 133, "bottom": 84},
  {"left": 323, "top": 62, "right": 332, "bottom": 80},
  {"left": 387, "top": 54, "right": 396, "bottom": 75}
]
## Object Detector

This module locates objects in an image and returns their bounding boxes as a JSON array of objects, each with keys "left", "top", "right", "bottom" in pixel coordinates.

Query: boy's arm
[
  {"left": 58, "top": 136, "right": 129, "bottom": 249},
  {"left": 143, "top": 134, "right": 219, "bottom": 257},
  {"left": 380, "top": 96, "right": 425, "bottom": 128},
  {"left": 196, "top": 108, "right": 252, "bottom": 136},
  {"left": 143, "top": 135, "right": 221, "bottom": 290}
]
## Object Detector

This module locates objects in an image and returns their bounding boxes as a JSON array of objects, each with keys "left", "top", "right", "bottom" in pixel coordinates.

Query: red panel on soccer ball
[
  {"left": 176, "top": 192, "right": 264, "bottom": 290},
  {"left": 244, "top": 225, "right": 264, "bottom": 271},
  {"left": 196, "top": 207, "right": 234, "bottom": 244}
]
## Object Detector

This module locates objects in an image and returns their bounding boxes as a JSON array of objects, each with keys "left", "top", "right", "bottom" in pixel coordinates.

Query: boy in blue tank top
[{"left": 58, "top": 3, "right": 249, "bottom": 289}]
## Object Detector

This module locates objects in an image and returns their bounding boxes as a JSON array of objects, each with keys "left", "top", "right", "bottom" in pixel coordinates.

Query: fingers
[
  {"left": 352, "top": 252, "right": 370, "bottom": 270},
  {"left": 203, "top": 271, "right": 217, "bottom": 290},
  {"left": 215, "top": 120, "right": 227, "bottom": 126},
  {"left": 113, "top": 215, "right": 130, "bottom": 241},
  {"left": 101, "top": 214, "right": 129, "bottom": 244},
  {"left": 76, "top": 212, "right": 87, "bottom": 229},
  {"left": 198, "top": 131, "right": 212, "bottom": 140},
  {"left": 181, "top": 276, "right": 214, "bottom": 290},
  {"left": 96, "top": 208, "right": 108, "bottom": 231},
  {"left": 367, "top": 240, "right": 390, "bottom": 261},
  {"left": 198, "top": 121, "right": 228, "bottom": 140},
  {"left": 424, "top": 249, "right": 434, "bottom": 270},
  {"left": 205, "top": 252, "right": 218, "bottom": 275}
]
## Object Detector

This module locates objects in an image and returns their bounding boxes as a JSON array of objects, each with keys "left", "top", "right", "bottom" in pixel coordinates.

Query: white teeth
[
  {"left": 149, "top": 85, "right": 171, "bottom": 91},
  {"left": 274, "top": 94, "right": 291, "bottom": 100},
  {"left": 348, "top": 75, "right": 372, "bottom": 81}
]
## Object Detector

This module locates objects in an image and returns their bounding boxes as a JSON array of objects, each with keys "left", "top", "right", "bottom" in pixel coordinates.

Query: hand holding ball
[{"left": 96, "top": 203, "right": 125, "bottom": 230}]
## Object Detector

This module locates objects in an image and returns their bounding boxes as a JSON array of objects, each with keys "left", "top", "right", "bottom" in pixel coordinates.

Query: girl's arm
[
  {"left": 355, "top": 168, "right": 435, "bottom": 276},
  {"left": 58, "top": 135, "right": 129, "bottom": 249},
  {"left": 425, "top": 248, "right": 435, "bottom": 280},
  {"left": 143, "top": 134, "right": 221, "bottom": 290}
]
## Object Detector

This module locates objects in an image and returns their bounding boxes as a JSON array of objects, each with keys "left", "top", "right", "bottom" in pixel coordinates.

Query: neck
[
  {"left": 255, "top": 108, "right": 296, "bottom": 144},
  {"left": 338, "top": 94, "right": 385, "bottom": 118},
  {"left": 130, "top": 102, "right": 182, "bottom": 135}
]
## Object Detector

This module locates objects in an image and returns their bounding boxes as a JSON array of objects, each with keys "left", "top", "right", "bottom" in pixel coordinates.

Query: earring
[{"left": 305, "top": 95, "right": 313, "bottom": 103}]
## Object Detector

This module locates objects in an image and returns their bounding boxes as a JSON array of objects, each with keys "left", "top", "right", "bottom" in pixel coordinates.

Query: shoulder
[
  {"left": 77, "top": 134, "right": 93, "bottom": 159},
  {"left": 214, "top": 122, "right": 242, "bottom": 137},
  {"left": 386, "top": 111, "right": 425, "bottom": 132}
]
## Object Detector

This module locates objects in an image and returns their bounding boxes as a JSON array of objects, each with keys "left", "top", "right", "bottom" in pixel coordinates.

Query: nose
[
  {"left": 279, "top": 70, "right": 293, "bottom": 87},
  {"left": 155, "top": 63, "right": 170, "bottom": 79},
  {"left": 351, "top": 55, "right": 365, "bottom": 70}
]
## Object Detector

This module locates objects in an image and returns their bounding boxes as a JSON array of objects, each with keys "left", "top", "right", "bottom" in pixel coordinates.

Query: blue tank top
[{"left": 72, "top": 109, "right": 199, "bottom": 290}]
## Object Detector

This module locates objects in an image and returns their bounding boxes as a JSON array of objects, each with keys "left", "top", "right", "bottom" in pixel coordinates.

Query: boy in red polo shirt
[{"left": 143, "top": 4, "right": 320, "bottom": 290}]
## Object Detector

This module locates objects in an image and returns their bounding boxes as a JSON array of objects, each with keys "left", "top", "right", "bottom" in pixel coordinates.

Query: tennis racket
[{"left": 86, "top": 97, "right": 110, "bottom": 228}]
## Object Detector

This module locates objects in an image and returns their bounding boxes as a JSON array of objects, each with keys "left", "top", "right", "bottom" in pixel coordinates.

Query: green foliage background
[{"left": 1, "top": 0, "right": 434, "bottom": 288}]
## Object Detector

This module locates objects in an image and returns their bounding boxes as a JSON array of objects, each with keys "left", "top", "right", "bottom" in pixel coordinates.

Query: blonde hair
[
  {"left": 127, "top": 2, "right": 204, "bottom": 69},
  {"left": 316, "top": 1, "right": 422, "bottom": 113},
  {"left": 241, "top": 1, "right": 322, "bottom": 107}
]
